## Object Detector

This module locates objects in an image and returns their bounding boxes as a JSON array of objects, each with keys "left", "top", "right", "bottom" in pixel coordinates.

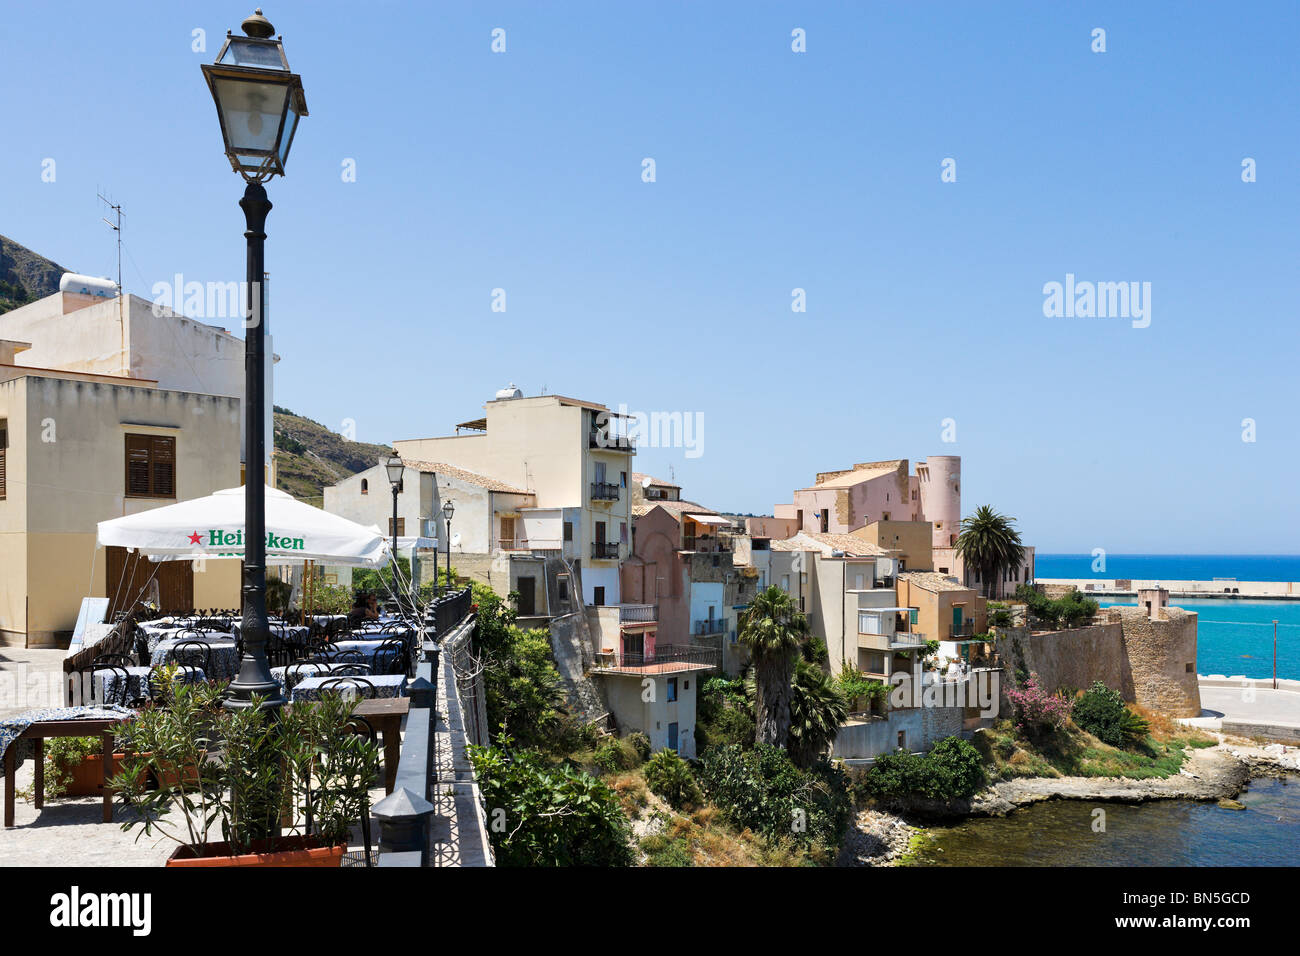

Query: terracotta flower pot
[
  {"left": 61, "top": 753, "right": 145, "bottom": 798},
  {"left": 166, "top": 836, "right": 346, "bottom": 868}
]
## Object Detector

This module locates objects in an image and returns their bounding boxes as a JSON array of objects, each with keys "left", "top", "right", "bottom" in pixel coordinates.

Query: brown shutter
[
  {"left": 126, "top": 435, "right": 152, "bottom": 496},
  {"left": 152, "top": 436, "right": 175, "bottom": 497},
  {"left": 388, "top": 517, "right": 406, "bottom": 536}
]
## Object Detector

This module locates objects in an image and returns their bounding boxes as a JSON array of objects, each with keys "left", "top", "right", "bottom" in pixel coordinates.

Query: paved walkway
[{"left": 1183, "top": 678, "right": 1300, "bottom": 743}]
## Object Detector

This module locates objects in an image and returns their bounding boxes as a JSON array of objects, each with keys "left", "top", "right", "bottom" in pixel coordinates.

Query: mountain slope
[
  {"left": 0, "top": 234, "right": 69, "bottom": 314},
  {"left": 273, "top": 406, "right": 393, "bottom": 504}
]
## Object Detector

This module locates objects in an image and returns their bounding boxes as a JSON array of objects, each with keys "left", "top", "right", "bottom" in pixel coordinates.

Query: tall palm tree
[
  {"left": 786, "top": 659, "right": 849, "bottom": 767},
  {"left": 738, "top": 586, "right": 808, "bottom": 748},
  {"left": 955, "top": 505, "right": 1025, "bottom": 599}
]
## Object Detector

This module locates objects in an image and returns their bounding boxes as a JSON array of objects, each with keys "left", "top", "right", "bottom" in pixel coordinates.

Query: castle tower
[{"left": 917, "top": 455, "right": 961, "bottom": 549}]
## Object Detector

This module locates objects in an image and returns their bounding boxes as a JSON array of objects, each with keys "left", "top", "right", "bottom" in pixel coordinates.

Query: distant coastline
[{"left": 1036, "top": 554, "right": 1300, "bottom": 583}]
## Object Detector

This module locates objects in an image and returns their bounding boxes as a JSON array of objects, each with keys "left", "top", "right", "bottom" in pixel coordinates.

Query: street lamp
[
  {"left": 441, "top": 499, "right": 455, "bottom": 594},
  {"left": 202, "top": 8, "right": 308, "bottom": 712},
  {"left": 386, "top": 455, "right": 405, "bottom": 586}
]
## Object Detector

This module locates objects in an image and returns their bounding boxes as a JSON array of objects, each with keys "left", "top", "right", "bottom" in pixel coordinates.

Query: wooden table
[
  {"left": 3, "top": 718, "right": 128, "bottom": 828},
  {"left": 354, "top": 697, "right": 409, "bottom": 795}
]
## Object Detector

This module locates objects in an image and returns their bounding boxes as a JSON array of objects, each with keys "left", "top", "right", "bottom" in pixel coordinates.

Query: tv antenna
[{"left": 98, "top": 192, "right": 123, "bottom": 297}]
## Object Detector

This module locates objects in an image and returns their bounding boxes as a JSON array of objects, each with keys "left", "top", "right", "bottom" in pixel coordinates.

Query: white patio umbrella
[{"left": 97, "top": 485, "right": 388, "bottom": 567}]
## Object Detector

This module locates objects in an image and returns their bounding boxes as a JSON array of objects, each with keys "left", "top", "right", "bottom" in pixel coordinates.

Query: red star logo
[{"left": 188, "top": 532, "right": 203, "bottom": 545}]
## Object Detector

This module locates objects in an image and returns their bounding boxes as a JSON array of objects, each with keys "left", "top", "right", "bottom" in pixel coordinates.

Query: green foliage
[
  {"left": 696, "top": 744, "right": 852, "bottom": 851},
  {"left": 787, "top": 659, "right": 848, "bottom": 768},
  {"left": 834, "top": 666, "right": 890, "bottom": 712},
  {"left": 696, "top": 675, "right": 756, "bottom": 750},
  {"left": 591, "top": 737, "right": 640, "bottom": 774},
  {"left": 988, "top": 608, "right": 1012, "bottom": 628},
  {"left": 627, "top": 732, "right": 652, "bottom": 763},
  {"left": 955, "top": 505, "right": 1025, "bottom": 597},
  {"left": 469, "top": 739, "right": 634, "bottom": 866},
  {"left": 111, "top": 669, "right": 379, "bottom": 855},
  {"left": 856, "top": 736, "right": 986, "bottom": 802},
  {"left": 640, "top": 833, "right": 694, "bottom": 867},
  {"left": 1014, "top": 584, "right": 1098, "bottom": 629},
  {"left": 802, "top": 636, "right": 829, "bottom": 665},
  {"left": 309, "top": 583, "right": 354, "bottom": 615},
  {"left": 42, "top": 736, "right": 103, "bottom": 799},
  {"left": 352, "top": 556, "right": 412, "bottom": 597},
  {"left": 644, "top": 749, "right": 701, "bottom": 809},
  {"left": 1072, "top": 681, "right": 1151, "bottom": 749}
]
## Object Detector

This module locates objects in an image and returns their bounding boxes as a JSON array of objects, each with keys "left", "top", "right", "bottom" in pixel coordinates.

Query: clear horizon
[{"left": 3, "top": 1, "right": 1296, "bottom": 553}]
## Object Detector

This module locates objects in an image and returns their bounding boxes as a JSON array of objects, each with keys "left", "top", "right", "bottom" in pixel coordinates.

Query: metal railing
[
  {"left": 589, "top": 430, "right": 636, "bottom": 453},
  {"left": 619, "top": 603, "right": 657, "bottom": 623},
  {"left": 590, "top": 481, "right": 620, "bottom": 500},
  {"left": 591, "top": 541, "right": 619, "bottom": 560},
  {"left": 950, "top": 621, "right": 976, "bottom": 639},
  {"left": 889, "top": 631, "right": 928, "bottom": 648},
  {"left": 613, "top": 642, "right": 720, "bottom": 670},
  {"left": 427, "top": 586, "right": 472, "bottom": 638},
  {"left": 692, "top": 618, "right": 725, "bottom": 636}
]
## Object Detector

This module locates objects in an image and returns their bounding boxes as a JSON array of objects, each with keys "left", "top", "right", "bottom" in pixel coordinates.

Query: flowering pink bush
[{"left": 1006, "top": 674, "right": 1071, "bottom": 737}]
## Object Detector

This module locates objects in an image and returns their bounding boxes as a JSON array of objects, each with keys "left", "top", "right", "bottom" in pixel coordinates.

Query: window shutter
[
  {"left": 126, "top": 435, "right": 152, "bottom": 496},
  {"left": 152, "top": 436, "right": 175, "bottom": 497},
  {"left": 0, "top": 425, "right": 6, "bottom": 499}
]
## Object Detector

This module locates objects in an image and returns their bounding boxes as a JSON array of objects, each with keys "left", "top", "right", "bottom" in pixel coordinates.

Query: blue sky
[{"left": 3, "top": 2, "right": 1297, "bottom": 552}]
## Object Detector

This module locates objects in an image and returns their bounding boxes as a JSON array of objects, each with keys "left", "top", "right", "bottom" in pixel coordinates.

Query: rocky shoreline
[{"left": 841, "top": 740, "right": 1300, "bottom": 866}]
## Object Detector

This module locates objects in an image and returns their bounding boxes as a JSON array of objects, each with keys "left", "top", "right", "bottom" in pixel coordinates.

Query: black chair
[
  {"left": 282, "top": 660, "right": 325, "bottom": 694},
  {"left": 345, "top": 714, "right": 378, "bottom": 868},
  {"left": 168, "top": 640, "right": 212, "bottom": 679},
  {"left": 372, "top": 640, "right": 407, "bottom": 677},
  {"left": 89, "top": 662, "right": 133, "bottom": 707},
  {"left": 317, "top": 676, "right": 376, "bottom": 700},
  {"left": 330, "top": 662, "right": 372, "bottom": 677}
]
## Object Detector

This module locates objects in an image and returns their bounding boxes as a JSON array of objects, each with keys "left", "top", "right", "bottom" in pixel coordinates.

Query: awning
[
  {"left": 858, "top": 607, "right": 910, "bottom": 613},
  {"left": 686, "top": 514, "right": 730, "bottom": 526}
]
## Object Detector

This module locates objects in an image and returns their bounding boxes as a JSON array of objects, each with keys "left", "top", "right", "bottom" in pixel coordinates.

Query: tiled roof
[
  {"left": 632, "top": 472, "right": 680, "bottom": 490},
  {"left": 398, "top": 460, "right": 531, "bottom": 494},
  {"left": 800, "top": 461, "right": 904, "bottom": 491},
  {"left": 898, "top": 570, "right": 972, "bottom": 593},
  {"left": 770, "top": 531, "right": 894, "bottom": 557},
  {"left": 633, "top": 499, "right": 716, "bottom": 519}
]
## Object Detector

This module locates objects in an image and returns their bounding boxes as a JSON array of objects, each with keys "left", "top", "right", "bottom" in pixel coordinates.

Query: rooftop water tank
[
  {"left": 59, "top": 273, "right": 119, "bottom": 298},
  {"left": 494, "top": 382, "right": 523, "bottom": 400}
]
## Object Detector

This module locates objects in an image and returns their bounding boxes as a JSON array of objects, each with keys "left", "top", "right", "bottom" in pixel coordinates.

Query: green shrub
[
  {"left": 641, "top": 833, "right": 694, "bottom": 867},
  {"left": 1072, "top": 681, "right": 1150, "bottom": 748},
  {"left": 591, "top": 737, "right": 639, "bottom": 774},
  {"left": 696, "top": 676, "right": 756, "bottom": 749},
  {"left": 628, "top": 732, "right": 652, "bottom": 763},
  {"left": 858, "top": 736, "right": 986, "bottom": 802},
  {"left": 696, "top": 744, "right": 851, "bottom": 851},
  {"left": 469, "top": 741, "right": 634, "bottom": 866},
  {"left": 644, "top": 749, "right": 701, "bottom": 809}
]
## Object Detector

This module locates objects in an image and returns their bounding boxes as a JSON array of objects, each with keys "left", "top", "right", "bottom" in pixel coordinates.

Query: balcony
[
  {"left": 692, "top": 618, "right": 726, "bottom": 636},
  {"left": 889, "top": 632, "right": 928, "bottom": 650},
  {"left": 497, "top": 537, "right": 530, "bottom": 551},
  {"left": 595, "top": 642, "right": 721, "bottom": 674},
  {"left": 682, "top": 535, "right": 731, "bottom": 553},
  {"left": 589, "top": 429, "right": 636, "bottom": 454},
  {"left": 619, "top": 603, "right": 658, "bottom": 624},
  {"left": 590, "top": 481, "right": 620, "bottom": 501},
  {"left": 591, "top": 541, "right": 620, "bottom": 560},
  {"left": 950, "top": 621, "right": 977, "bottom": 639}
]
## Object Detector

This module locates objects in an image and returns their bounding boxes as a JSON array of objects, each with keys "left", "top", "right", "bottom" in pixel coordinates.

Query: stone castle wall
[{"left": 1116, "top": 605, "right": 1200, "bottom": 717}]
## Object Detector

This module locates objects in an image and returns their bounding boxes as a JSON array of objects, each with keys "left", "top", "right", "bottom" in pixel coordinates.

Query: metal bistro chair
[
  {"left": 168, "top": 640, "right": 212, "bottom": 682},
  {"left": 89, "top": 660, "right": 134, "bottom": 707},
  {"left": 344, "top": 714, "right": 378, "bottom": 868},
  {"left": 329, "top": 662, "right": 372, "bottom": 678},
  {"left": 372, "top": 639, "right": 407, "bottom": 677},
  {"left": 281, "top": 659, "right": 326, "bottom": 695}
]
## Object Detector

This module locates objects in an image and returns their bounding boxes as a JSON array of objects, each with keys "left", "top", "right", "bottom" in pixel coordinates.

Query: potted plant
[
  {"left": 43, "top": 736, "right": 143, "bottom": 798},
  {"left": 111, "top": 672, "right": 380, "bottom": 867}
]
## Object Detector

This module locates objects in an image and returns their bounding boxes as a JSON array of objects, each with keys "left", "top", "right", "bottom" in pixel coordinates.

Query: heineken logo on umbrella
[{"left": 191, "top": 530, "right": 306, "bottom": 551}]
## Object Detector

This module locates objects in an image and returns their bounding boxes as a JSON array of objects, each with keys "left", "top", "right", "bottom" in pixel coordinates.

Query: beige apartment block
[
  {"left": 393, "top": 389, "right": 634, "bottom": 606},
  {"left": 0, "top": 367, "right": 242, "bottom": 646}
]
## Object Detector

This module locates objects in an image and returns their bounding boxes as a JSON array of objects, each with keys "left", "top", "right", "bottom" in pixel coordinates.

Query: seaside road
[{"left": 1185, "top": 678, "right": 1300, "bottom": 743}]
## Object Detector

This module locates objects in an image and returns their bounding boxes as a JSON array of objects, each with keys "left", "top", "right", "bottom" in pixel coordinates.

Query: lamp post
[
  {"left": 202, "top": 8, "right": 307, "bottom": 712},
  {"left": 386, "top": 454, "right": 405, "bottom": 588},
  {"left": 441, "top": 499, "right": 455, "bottom": 595}
]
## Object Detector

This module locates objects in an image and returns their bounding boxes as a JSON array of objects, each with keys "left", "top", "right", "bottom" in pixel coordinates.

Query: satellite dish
[
  {"left": 640, "top": 475, "right": 653, "bottom": 489},
  {"left": 451, "top": 532, "right": 462, "bottom": 547}
]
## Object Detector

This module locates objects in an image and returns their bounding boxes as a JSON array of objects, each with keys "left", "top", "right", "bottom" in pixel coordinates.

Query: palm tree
[
  {"left": 738, "top": 585, "right": 808, "bottom": 748},
  {"left": 955, "top": 505, "right": 1025, "bottom": 599},
  {"left": 786, "top": 659, "right": 848, "bottom": 767}
]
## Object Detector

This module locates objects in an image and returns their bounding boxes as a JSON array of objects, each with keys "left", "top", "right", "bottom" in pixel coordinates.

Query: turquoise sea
[{"left": 1036, "top": 554, "right": 1300, "bottom": 681}]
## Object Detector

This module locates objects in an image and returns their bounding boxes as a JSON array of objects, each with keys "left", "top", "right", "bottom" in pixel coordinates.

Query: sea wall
[
  {"left": 832, "top": 706, "right": 965, "bottom": 761},
  {"left": 1039, "top": 578, "right": 1300, "bottom": 600},
  {"left": 994, "top": 605, "right": 1201, "bottom": 717}
]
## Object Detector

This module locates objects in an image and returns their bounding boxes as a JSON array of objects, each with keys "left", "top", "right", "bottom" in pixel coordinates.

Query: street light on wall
[{"left": 202, "top": 8, "right": 308, "bottom": 712}]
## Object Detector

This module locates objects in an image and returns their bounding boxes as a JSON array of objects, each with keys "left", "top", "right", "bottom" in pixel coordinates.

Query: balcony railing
[
  {"left": 612, "top": 643, "right": 720, "bottom": 670},
  {"left": 950, "top": 621, "right": 976, "bottom": 639},
  {"left": 590, "top": 481, "right": 620, "bottom": 501},
  {"left": 591, "top": 541, "right": 620, "bottom": 560},
  {"left": 683, "top": 536, "right": 731, "bottom": 553},
  {"left": 692, "top": 618, "right": 726, "bottom": 636},
  {"left": 497, "top": 537, "right": 528, "bottom": 551},
  {"left": 619, "top": 603, "right": 658, "bottom": 624},
  {"left": 589, "top": 429, "right": 636, "bottom": 454},
  {"left": 889, "top": 631, "right": 928, "bottom": 649}
]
